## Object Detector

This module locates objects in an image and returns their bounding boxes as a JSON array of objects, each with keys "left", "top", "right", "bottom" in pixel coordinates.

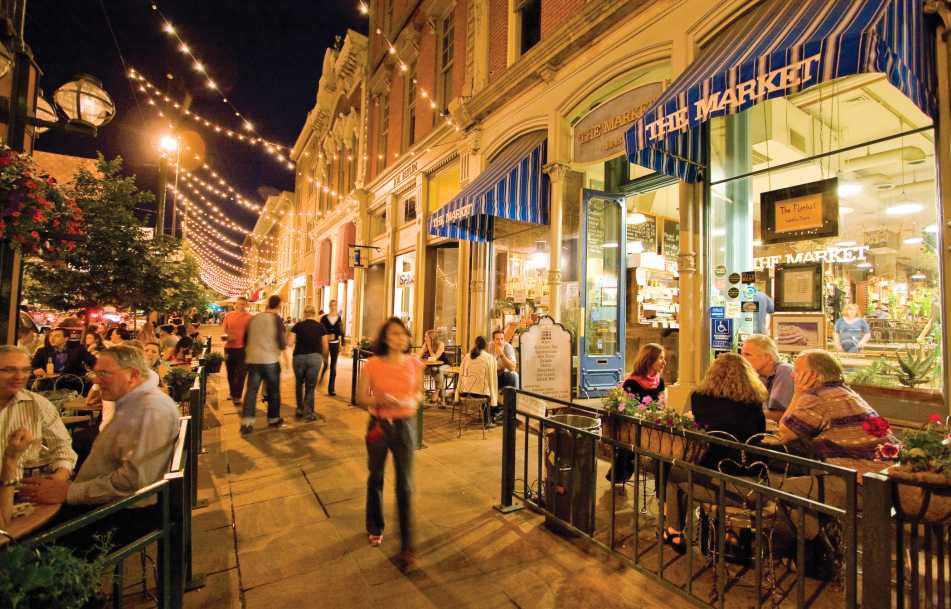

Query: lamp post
[
  {"left": 156, "top": 134, "right": 180, "bottom": 239},
  {"left": 0, "top": 0, "right": 115, "bottom": 344}
]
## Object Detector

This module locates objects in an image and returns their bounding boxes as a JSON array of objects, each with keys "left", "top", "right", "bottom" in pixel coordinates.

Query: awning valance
[
  {"left": 624, "top": 0, "right": 937, "bottom": 183},
  {"left": 428, "top": 131, "right": 549, "bottom": 242}
]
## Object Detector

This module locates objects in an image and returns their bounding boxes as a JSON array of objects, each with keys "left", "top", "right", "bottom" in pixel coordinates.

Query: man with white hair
[
  {"left": 20, "top": 345, "right": 179, "bottom": 508},
  {"left": 740, "top": 334, "right": 794, "bottom": 421}
]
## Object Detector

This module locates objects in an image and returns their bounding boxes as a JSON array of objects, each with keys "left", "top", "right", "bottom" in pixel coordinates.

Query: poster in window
[
  {"left": 662, "top": 218, "right": 679, "bottom": 257},
  {"left": 772, "top": 314, "right": 826, "bottom": 352},
  {"left": 760, "top": 178, "right": 838, "bottom": 244},
  {"left": 774, "top": 263, "right": 822, "bottom": 312}
]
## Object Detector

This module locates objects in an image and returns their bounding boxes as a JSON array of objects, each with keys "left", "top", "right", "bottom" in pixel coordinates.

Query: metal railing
[
  {"left": 185, "top": 369, "right": 208, "bottom": 509},
  {"left": 497, "top": 387, "right": 860, "bottom": 609}
]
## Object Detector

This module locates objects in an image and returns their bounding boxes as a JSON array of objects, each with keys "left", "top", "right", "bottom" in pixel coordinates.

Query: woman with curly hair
[{"left": 662, "top": 353, "right": 767, "bottom": 553}]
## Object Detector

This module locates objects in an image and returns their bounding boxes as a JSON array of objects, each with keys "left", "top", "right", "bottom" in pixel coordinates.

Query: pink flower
[
  {"left": 929, "top": 414, "right": 944, "bottom": 424},
  {"left": 617, "top": 404, "right": 626, "bottom": 413},
  {"left": 641, "top": 396, "right": 653, "bottom": 404}
]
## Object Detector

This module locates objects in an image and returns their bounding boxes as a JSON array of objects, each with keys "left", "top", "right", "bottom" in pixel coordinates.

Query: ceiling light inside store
[
  {"left": 603, "top": 242, "right": 619, "bottom": 249},
  {"left": 904, "top": 236, "right": 924, "bottom": 245},
  {"left": 711, "top": 228, "right": 726, "bottom": 237},
  {"left": 911, "top": 272, "right": 927, "bottom": 280},
  {"left": 856, "top": 262, "right": 873, "bottom": 269},
  {"left": 837, "top": 183, "right": 862, "bottom": 197},
  {"left": 885, "top": 203, "right": 923, "bottom": 216},
  {"left": 753, "top": 239, "right": 763, "bottom": 246},
  {"left": 628, "top": 241, "right": 644, "bottom": 254},
  {"left": 627, "top": 213, "right": 647, "bottom": 225},
  {"left": 839, "top": 207, "right": 854, "bottom": 216},
  {"left": 926, "top": 224, "right": 939, "bottom": 233},
  {"left": 835, "top": 241, "right": 857, "bottom": 247}
]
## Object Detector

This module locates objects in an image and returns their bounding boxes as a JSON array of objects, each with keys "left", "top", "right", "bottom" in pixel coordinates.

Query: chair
[{"left": 451, "top": 371, "right": 490, "bottom": 439}]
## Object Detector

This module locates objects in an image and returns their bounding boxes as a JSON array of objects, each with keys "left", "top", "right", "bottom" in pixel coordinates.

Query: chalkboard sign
[
  {"left": 663, "top": 219, "right": 679, "bottom": 257},
  {"left": 626, "top": 213, "right": 657, "bottom": 253}
]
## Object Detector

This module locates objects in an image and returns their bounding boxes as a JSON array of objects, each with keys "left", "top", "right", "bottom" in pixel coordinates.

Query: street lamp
[
  {"left": 51, "top": 74, "right": 116, "bottom": 129},
  {"left": 155, "top": 133, "right": 181, "bottom": 239}
]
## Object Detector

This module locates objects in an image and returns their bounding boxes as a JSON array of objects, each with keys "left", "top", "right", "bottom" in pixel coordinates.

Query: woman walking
[{"left": 356, "top": 317, "right": 423, "bottom": 571}]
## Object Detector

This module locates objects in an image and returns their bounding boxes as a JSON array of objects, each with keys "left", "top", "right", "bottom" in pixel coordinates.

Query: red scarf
[{"left": 625, "top": 373, "right": 661, "bottom": 390}]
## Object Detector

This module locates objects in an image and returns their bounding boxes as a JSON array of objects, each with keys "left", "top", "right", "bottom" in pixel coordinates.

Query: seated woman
[
  {"left": 663, "top": 353, "right": 767, "bottom": 552},
  {"left": 606, "top": 343, "right": 668, "bottom": 484},
  {"left": 168, "top": 337, "right": 194, "bottom": 366},
  {"left": 143, "top": 341, "right": 168, "bottom": 388},
  {"left": 1, "top": 427, "right": 33, "bottom": 528},
  {"left": 84, "top": 331, "right": 105, "bottom": 356},
  {"left": 420, "top": 330, "right": 450, "bottom": 405},
  {"left": 454, "top": 336, "right": 498, "bottom": 426}
]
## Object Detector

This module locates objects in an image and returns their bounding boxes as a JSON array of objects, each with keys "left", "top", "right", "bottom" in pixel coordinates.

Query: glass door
[{"left": 579, "top": 190, "right": 625, "bottom": 397}]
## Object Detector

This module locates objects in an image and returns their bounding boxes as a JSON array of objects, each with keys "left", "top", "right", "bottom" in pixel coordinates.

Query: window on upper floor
[
  {"left": 404, "top": 66, "right": 417, "bottom": 149},
  {"left": 519, "top": 0, "right": 541, "bottom": 55},
  {"left": 370, "top": 208, "right": 387, "bottom": 239},
  {"left": 437, "top": 12, "right": 454, "bottom": 118},
  {"left": 403, "top": 197, "right": 417, "bottom": 224}
]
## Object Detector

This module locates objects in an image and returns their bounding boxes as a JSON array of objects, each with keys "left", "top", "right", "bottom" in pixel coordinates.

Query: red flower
[
  {"left": 863, "top": 416, "right": 892, "bottom": 438},
  {"left": 877, "top": 442, "right": 901, "bottom": 460},
  {"left": 29, "top": 230, "right": 38, "bottom": 238},
  {"left": 928, "top": 414, "right": 943, "bottom": 424}
]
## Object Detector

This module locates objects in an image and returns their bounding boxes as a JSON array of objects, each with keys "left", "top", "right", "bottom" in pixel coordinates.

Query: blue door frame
[{"left": 578, "top": 189, "right": 626, "bottom": 398}]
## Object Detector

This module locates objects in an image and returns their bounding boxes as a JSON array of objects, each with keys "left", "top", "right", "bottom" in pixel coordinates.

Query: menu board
[
  {"left": 627, "top": 214, "right": 657, "bottom": 253},
  {"left": 518, "top": 316, "right": 572, "bottom": 401},
  {"left": 662, "top": 219, "right": 679, "bottom": 257}
]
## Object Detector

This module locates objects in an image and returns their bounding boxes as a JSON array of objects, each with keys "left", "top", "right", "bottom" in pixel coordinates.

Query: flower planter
[
  {"left": 888, "top": 466, "right": 951, "bottom": 524},
  {"left": 598, "top": 414, "right": 706, "bottom": 464},
  {"left": 203, "top": 360, "right": 222, "bottom": 373}
]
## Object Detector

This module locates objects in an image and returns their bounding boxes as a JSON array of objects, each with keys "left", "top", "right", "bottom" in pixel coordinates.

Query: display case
[{"left": 631, "top": 265, "right": 679, "bottom": 328}]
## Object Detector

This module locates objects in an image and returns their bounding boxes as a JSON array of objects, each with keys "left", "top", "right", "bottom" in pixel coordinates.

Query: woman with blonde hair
[{"left": 662, "top": 353, "right": 767, "bottom": 553}]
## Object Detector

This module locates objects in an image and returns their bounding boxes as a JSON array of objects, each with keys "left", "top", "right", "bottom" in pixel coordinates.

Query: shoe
[
  {"left": 267, "top": 418, "right": 285, "bottom": 429},
  {"left": 303, "top": 413, "right": 318, "bottom": 422},
  {"left": 662, "top": 529, "right": 687, "bottom": 555},
  {"left": 368, "top": 534, "right": 383, "bottom": 547},
  {"left": 395, "top": 550, "right": 416, "bottom": 572},
  {"left": 328, "top": 391, "right": 336, "bottom": 396},
  {"left": 294, "top": 411, "right": 304, "bottom": 420},
  {"left": 240, "top": 424, "right": 253, "bottom": 435}
]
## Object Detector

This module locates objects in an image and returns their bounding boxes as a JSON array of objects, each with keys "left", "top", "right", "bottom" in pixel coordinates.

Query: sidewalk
[{"left": 184, "top": 331, "right": 687, "bottom": 609}]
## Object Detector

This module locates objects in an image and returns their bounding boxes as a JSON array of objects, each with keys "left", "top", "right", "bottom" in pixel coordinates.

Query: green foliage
[
  {"left": 890, "top": 347, "right": 937, "bottom": 388},
  {"left": 896, "top": 417, "right": 951, "bottom": 474},
  {"left": 845, "top": 358, "right": 896, "bottom": 387},
  {"left": 0, "top": 536, "right": 111, "bottom": 609},
  {"left": 602, "top": 386, "right": 698, "bottom": 430},
  {"left": 202, "top": 351, "right": 224, "bottom": 365},
  {"left": 164, "top": 366, "right": 197, "bottom": 401}
]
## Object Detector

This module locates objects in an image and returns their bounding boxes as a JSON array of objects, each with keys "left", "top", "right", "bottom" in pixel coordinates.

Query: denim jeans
[
  {"left": 320, "top": 341, "right": 340, "bottom": 394},
  {"left": 293, "top": 353, "right": 321, "bottom": 415},
  {"left": 365, "top": 417, "right": 415, "bottom": 552},
  {"left": 242, "top": 363, "right": 281, "bottom": 425},
  {"left": 224, "top": 347, "right": 247, "bottom": 401}
]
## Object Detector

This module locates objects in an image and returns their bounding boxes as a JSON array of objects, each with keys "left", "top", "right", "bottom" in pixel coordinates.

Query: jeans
[
  {"left": 224, "top": 347, "right": 247, "bottom": 401},
  {"left": 320, "top": 341, "right": 340, "bottom": 394},
  {"left": 242, "top": 363, "right": 281, "bottom": 425},
  {"left": 293, "top": 353, "right": 321, "bottom": 415},
  {"left": 366, "top": 417, "right": 415, "bottom": 552}
]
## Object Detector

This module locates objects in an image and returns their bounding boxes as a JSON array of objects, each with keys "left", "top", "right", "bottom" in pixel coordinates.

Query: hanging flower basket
[
  {"left": 888, "top": 466, "right": 951, "bottom": 524},
  {"left": 0, "top": 146, "right": 83, "bottom": 257}
]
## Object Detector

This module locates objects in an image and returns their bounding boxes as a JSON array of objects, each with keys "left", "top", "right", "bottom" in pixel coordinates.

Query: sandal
[
  {"left": 662, "top": 528, "right": 687, "bottom": 554},
  {"left": 368, "top": 534, "right": 383, "bottom": 547}
]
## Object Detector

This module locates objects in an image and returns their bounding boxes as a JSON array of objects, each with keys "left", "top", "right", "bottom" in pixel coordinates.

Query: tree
[{"left": 24, "top": 155, "right": 211, "bottom": 316}]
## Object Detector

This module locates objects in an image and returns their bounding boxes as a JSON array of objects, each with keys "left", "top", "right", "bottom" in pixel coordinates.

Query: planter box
[
  {"left": 889, "top": 466, "right": 951, "bottom": 524},
  {"left": 599, "top": 415, "right": 706, "bottom": 464}
]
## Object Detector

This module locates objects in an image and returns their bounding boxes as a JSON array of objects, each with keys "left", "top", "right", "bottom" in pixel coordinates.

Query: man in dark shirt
[
  {"left": 319, "top": 300, "right": 343, "bottom": 397},
  {"left": 289, "top": 306, "right": 327, "bottom": 421},
  {"left": 31, "top": 328, "right": 97, "bottom": 394}
]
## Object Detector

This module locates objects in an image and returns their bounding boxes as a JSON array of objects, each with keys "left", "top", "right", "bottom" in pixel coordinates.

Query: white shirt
[
  {"left": 455, "top": 351, "right": 499, "bottom": 406},
  {"left": 0, "top": 389, "right": 77, "bottom": 478}
]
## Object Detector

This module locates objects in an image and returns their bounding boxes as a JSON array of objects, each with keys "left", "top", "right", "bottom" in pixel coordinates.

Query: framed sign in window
[
  {"left": 760, "top": 178, "right": 839, "bottom": 244},
  {"left": 774, "top": 262, "right": 823, "bottom": 312}
]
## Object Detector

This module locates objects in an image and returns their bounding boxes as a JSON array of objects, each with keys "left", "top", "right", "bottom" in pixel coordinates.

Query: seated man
[
  {"left": 20, "top": 345, "right": 180, "bottom": 542},
  {"left": 740, "top": 334, "right": 794, "bottom": 421},
  {"left": 487, "top": 330, "right": 518, "bottom": 421},
  {"left": 31, "top": 327, "right": 97, "bottom": 394},
  {"left": 0, "top": 345, "right": 77, "bottom": 480}
]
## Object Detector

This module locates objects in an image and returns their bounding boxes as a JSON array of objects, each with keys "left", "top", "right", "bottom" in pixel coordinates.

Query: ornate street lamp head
[{"left": 53, "top": 74, "right": 116, "bottom": 128}]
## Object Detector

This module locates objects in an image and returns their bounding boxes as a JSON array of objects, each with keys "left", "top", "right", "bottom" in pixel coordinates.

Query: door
[{"left": 579, "top": 190, "right": 625, "bottom": 397}]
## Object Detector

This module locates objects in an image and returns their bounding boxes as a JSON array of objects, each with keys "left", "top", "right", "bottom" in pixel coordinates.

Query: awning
[
  {"left": 624, "top": 0, "right": 937, "bottom": 183},
  {"left": 334, "top": 222, "right": 356, "bottom": 283},
  {"left": 428, "top": 131, "right": 549, "bottom": 241},
  {"left": 315, "top": 238, "right": 332, "bottom": 287}
]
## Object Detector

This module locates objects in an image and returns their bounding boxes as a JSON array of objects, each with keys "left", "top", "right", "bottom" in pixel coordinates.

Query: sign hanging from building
[
  {"left": 518, "top": 316, "right": 572, "bottom": 402},
  {"left": 573, "top": 83, "right": 663, "bottom": 164},
  {"left": 760, "top": 178, "right": 839, "bottom": 244}
]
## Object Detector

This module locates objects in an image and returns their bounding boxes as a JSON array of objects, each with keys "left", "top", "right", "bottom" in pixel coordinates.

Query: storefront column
[
  {"left": 668, "top": 181, "right": 704, "bottom": 411},
  {"left": 352, "top": 189, "right": 370, "bottom": 342},
  {"left": 457, "top": 240, "right": 472, "bottom": 351},
  {"left": 725, "top": 112, "right": 753, "bottom": 273},
  {"left": 928, "top": 0, "right": 951, "bottom": 412},
  {"left": 413, "top": 174, "right": 428, "bottom": 346},
  {"left": 544, "top": 162, "right": 569, "bottom": 322},
  {"left": 383, "top": 193, "right": 399, "bottom": 319}
]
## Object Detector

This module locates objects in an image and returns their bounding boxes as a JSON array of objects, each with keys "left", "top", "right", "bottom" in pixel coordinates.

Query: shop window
[
  {"left": 369, "top": 208, "right": 387, "bottom": 240},
  {"left": 430, "top": 246, "right": 459, "bottom": 344},
  {"left": 707, "top": 75, "right": 942, "bottom": 422},
  {"left": 403, "top": 65, "right": 417, "bottom": 149},
  {"left": 518, "top": 0, "right": 541, "bottom": 55},
  {"left": 490, "top": 219, "right": 551, "bottom": 337},
  {"left": 394, "top": 252, "right": 416, "bottom": 335},
  {"left": 437, "top": 12, "right": 454, "bottom": 116},
  {"left": 403, "top": 197, "right": 417, "bottom": 223}
]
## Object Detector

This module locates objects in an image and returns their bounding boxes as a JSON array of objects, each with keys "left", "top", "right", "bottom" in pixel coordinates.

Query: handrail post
[
  {"left": 159, "top": 479, "right": 177, "bottom": 609},
  {"left": 196, "top": 367, "right": 208, "bottom": 456},
  {"left": 187, "top": 387, "right": 207, "bottom": 509},
  {"left": 861, "top": 473, "right": 892, "bottom": 609},
  {"left": 494, "top": 387, "right": 522, "bottom": 513},
  {"left": 179, "top": 417, "right": 205, "bottom": 592},
  {"left": 350, "top": 348, "right": 359, "bottom": 406}
]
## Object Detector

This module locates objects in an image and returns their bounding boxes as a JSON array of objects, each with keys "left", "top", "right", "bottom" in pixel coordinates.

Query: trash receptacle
[{"left": 543, "top": 414, "right": 600, "bottom": 536}]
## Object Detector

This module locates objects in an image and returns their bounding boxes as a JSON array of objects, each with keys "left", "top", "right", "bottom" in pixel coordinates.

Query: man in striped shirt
[{"left": 0, "top": 345, "right": 76, "bottom": 481}]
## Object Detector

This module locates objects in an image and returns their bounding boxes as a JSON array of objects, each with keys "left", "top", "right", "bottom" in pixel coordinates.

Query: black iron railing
[{"left": 497, "top": 387, "right": 859, "bottom": 609}]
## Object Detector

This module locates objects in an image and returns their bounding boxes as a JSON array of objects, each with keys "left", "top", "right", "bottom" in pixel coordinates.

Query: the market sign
[
  {"left": 574, "top": 83, "right": 662, "bottom": 163},
  {"left": 430, "top": 202, "right": 473, "bottom": 229},
  {"left": 754, "top": 245, "right": 869, "bottom": 270},
  {"left": 518, "top": 316, "right": 571, "bottom": 402},
  {"left": 645, "top": 54, "right": 820, "bottom": 142}
]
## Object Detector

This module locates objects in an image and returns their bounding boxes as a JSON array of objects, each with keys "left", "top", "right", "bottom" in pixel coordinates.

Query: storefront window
[
  {"left": 431, "top": 246, "right": 458, "bottom": 344},
  {"left": 490, "top": 219, "right": 550, "bottom": 339},
  {"left": 707, "top": 75, "right": 943, "bottom": 422},
  {"left": 394, "top": 252, "right": 416, "bottom": 336},
  {"left": 584, "top": 198, "right": 622, "bottom": 357}
]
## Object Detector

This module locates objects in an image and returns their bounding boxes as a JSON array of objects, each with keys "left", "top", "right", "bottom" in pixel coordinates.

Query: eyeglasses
[
  {"left": 0, "top": 367, "right": 33, "bottom": 376},
  {"left": 91, "top": 367, "right": 128, "bottom": 379}
]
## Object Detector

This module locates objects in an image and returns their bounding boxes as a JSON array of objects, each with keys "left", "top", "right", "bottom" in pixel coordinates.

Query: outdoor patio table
[{"left": 0, "top": 503, "right": 61, "bottom": 545}]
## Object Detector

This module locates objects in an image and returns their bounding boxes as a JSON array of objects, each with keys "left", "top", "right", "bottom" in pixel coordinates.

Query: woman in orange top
[{"left": 356, "top": 317, "right": 423, "bottom": 571}]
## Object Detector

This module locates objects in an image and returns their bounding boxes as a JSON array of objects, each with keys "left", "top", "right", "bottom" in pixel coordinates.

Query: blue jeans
[
  {"left": 366, "top": 417, "right": 415, "bottom": 552},
  {"left": 242, "top": 363, "right": 281, "bottom": 425},
  {"left": 293, "top": 353, "right": 321, "bottom": 415}
]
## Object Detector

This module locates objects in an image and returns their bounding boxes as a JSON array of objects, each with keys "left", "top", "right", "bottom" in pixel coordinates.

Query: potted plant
[
  {"left": 600, "top": 388, "right": 705, "bottom": 463},
  {"left": 0, "top": 539, "right": 111, "bottom": 608},
  {"left": 164, "top": 366, "right": 198, "bottom": 403},
  {"left": 200, "top": 351, "right": 224, "bottom": 373},
  {"left": 878, "top": 414, "right": 951, "bottom": 523}
]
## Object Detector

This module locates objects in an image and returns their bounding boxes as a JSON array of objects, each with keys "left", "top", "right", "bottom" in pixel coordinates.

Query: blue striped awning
[
  {"left": 428, "top": 131, "right": 549, "bottom": 241},
  {"left": 624, "top": 0, "right": 937, "bottom": 183}
]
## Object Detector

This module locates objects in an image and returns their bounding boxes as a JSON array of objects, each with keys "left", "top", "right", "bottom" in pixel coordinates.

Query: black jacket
[
  {"left": 689, "top": 392, "right": 766, "bottom": 473},
  {"left": 320, "top": 314, "right": 343, "bottom": 343},
  {"left": 32, "top": 344, "right": 97, "bottom": 377}
]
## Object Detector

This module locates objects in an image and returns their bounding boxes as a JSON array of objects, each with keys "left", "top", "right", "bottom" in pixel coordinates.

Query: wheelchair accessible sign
[{"left": 710, "top": 318, "right": 734, "bottom": 350}]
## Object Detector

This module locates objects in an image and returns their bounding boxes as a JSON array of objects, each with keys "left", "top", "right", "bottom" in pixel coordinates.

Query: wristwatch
[{"left": 0, "top": 478, "right": 19, "bottom": 488}]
